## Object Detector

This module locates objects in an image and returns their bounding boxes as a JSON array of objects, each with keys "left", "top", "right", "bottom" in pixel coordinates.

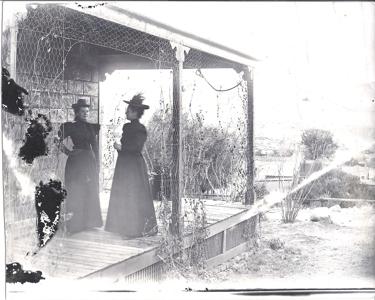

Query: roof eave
[{"left": 60, "top": 3, "right": 259, "bottom": 68}]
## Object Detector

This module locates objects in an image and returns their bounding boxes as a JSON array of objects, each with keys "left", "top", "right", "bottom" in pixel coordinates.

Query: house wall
[{"left": 3, "top": 34, "right": 100, "bottom": 253}]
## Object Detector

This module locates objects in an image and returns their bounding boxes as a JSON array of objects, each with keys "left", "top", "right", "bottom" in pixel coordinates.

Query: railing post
[
  {"left": 170, "top": 42, "right": 190, "bottom": 237},
  {"left": 244, "top": 66, "right": 256, "bottom": 206},
  {"left": 222, "top": 229, "right": 227, "bottom": 254}
]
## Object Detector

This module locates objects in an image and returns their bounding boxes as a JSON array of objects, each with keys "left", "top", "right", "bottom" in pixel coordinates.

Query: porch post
[
  {"left": 244, "top": 66, "right": 256, "bottom": 205},
  {"left": 170, "top": 42, "right": 190, "bottom": 236}
]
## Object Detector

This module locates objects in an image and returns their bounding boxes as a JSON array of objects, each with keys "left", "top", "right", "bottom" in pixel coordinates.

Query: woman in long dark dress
[
  {"left": 105, "top": 94, "right": 157, "bottom": 239},
  {"left": 58, "top": 98, "right": 103, "bottom": 234}
]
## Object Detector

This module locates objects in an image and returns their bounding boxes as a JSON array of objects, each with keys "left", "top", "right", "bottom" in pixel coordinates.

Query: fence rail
[
  {"left": 309, "top": 197, "right": 375, "bottom": 203},
  {"left": 305, "top": 197, "right": 375, "bottom": 208}
]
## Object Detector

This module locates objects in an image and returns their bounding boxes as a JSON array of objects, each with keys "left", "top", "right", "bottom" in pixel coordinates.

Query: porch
[
  {"left": 10, "top": 199, "right": 258, "bottom": 281},
  {"left": 4, "top": 2, "right": 260, "bottom": 281}
]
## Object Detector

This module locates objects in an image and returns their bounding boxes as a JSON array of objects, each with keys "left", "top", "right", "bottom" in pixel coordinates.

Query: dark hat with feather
[{"left": 124, "top": 93, "right": 149, "bottom": 109}]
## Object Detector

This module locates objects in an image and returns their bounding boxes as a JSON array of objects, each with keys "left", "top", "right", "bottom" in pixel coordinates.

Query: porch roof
[{"left": 60, "top": 3, "right": 259, "bottom": 68}]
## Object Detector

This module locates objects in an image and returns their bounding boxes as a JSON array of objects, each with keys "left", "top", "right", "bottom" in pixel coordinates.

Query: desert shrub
[
  {"left": 254, "top": 182, "right": 269, "bottom": 200},
  {"left": 282, "top": 164, "right": 374, "bottom": 223},
  {"left": 145, "top": 109, "right": 247, "bottom": 199},
  {"left": 268, "top": 238, "right": 285, "bottom": 250},
  {"left": 282, "top": 129, "right": 338, "bottom": 223},
  {"left": 301, "top": 129, "right": 338, "bottom": 160},
  {"left": 301, "top": 169, "right": 373, "bottom": 200}
]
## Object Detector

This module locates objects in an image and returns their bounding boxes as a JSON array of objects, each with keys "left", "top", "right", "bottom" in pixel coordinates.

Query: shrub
[
  {"left": 281, "top": 129, "right": 338, "bottom": 223},
  {"left": 268, "top": 238, "right": 285, "bottom": 250},
  {"left": 145, "top": 109, "right": 247, "bottom": 199},
  {"left": 301, "top": 129, "right": 338, "bottom": 160},
  {"left": 254, "top": 182, "right": 269, "bottom": 200},
  {"left": 301, "top": 169, "right": 372, "bottom": 200}
]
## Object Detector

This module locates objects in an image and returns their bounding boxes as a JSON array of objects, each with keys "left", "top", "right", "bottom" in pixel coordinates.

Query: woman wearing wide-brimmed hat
[
  {"left": 105, "top": 93, "right": 157, "bottom": 239},
  {"left": 58, "top": 98, "right": 103, "bottom": 234}
]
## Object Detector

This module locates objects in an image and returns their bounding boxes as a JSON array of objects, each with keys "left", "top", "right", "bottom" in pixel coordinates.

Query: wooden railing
[{"left": 306, "top": 197, "right": 375, "bottom": 206}]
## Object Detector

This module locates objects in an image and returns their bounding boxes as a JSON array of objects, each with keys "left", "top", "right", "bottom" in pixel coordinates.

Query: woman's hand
[
  {"left": 114, "top": 142, "right": 122, "bottom": 151},
  {"left": 53, "top": 136, "right": 60, "bottom": 144},
  {"left": 58, "top": 142, "right": 72, "bottom": 155}
]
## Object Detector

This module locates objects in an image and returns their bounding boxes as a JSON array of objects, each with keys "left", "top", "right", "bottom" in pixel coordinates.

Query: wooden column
[
  {"left": 170, "top": 42, "right": 189, "bottom": 236},
  {"left": 244, "top": 67, "right": 256, "bottom": 205},
  {"left": 98, "top": 103, "right": 104, "bottom": 193}
]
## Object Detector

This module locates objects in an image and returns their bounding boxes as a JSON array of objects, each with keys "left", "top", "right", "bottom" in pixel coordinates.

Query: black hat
[
  {"left": 72, "top": 98, "right": 90, "bottom": 109},
  {"left": 124, "top": 93, "right": 150, "bottom": 109},
  {"left": 2, "top": 67, "right": 10, "bottom": 77}
]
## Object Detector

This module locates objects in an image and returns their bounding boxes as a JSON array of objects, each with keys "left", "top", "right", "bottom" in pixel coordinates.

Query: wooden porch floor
[{"left": 10, "top": 199, "right": 250, "bottom": 280}]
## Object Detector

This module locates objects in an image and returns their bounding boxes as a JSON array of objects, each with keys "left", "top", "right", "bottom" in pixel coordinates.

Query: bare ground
[{"left": 197, "top": 205, "right": 375, "bottom": 289}]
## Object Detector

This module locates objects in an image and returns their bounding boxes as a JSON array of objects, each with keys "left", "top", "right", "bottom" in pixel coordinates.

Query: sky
[{"left": 98, "top": 1, "right": 375, "bottom": 147}]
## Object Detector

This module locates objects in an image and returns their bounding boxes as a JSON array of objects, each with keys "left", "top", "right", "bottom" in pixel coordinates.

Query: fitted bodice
[
  {"left": 119, "top": 119, "right": 147, "bottom": 154},
  {"left": 58, "top": 120, "right": 100, "bottom": 154}
]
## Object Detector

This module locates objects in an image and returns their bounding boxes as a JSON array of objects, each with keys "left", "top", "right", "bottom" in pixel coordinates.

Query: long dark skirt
[
  {"left": 105, "top": 152, "right": 157, "bottom": 238},
  {"left": 64, "top": 149, "right": 103, "bottom": 233}
]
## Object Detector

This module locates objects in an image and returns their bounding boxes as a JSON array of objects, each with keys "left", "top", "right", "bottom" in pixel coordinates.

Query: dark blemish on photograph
[
  {"left": 19, "top": 111, "right": 53, "bottom": 164},
  {"left": 6, "top": 262, "right": 45, "bottom": 284},
  {"left": 35, "top": 179, "right": 67, "bottom": 249},
  {"left": 2, "top": 67, "right": 28, "bottom": 116}
]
